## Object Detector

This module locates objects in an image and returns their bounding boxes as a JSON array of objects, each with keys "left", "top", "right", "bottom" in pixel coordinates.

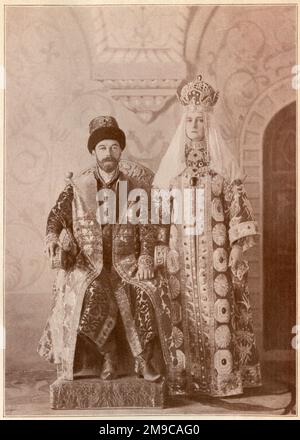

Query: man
[{"left": 38, "top": 116, "right": 176, "bottom": 382}]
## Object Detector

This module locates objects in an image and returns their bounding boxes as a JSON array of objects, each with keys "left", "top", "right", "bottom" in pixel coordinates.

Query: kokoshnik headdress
[{"left": 152, "top": 74, "right": 244, "bottom": 188}]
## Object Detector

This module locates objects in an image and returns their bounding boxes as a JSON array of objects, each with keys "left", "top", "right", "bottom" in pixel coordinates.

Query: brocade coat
[{"left": 38, "top": 165, "right": 177, "bottom": 380}]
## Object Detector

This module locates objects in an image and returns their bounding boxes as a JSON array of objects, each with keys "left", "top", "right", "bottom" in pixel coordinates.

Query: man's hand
[
  {"left": 137, "top": 266, "right": 154, "bottom": 281},
  {"left": 45, "top": 241, "right": 60, "bottom": 260},
  {"left": 229, "top": 244, "right": 243, "bottom": 271},
  {"left": 137, "top": 255, "right": 155, "bottom": 280}
]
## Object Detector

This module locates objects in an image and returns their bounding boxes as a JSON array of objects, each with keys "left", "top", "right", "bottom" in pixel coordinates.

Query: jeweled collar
[{"left": 185, "top": 139, "right": 210, "bottom": 179}]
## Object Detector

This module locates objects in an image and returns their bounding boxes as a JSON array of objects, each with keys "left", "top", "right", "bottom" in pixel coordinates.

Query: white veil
[{"left": 153, "top": 109, "right": 244, "bottom": 188}]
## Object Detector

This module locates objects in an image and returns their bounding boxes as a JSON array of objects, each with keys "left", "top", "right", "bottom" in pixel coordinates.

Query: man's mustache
[{"left": 100, "top": 157, "right": 118, "bottom": 163}]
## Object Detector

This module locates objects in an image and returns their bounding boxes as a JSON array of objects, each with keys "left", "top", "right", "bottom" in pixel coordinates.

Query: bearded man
[{"left": 38, "top": 116, "right": 176, "bottom": 383}]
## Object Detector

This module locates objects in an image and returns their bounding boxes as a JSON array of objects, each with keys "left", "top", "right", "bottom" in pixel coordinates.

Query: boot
[
  {"left": 134, "top": 356, "right": 161, "bottom": 382},
  {"left": 134, "top": 342, "right": 161, "bottom": 382},
  {"left": 100, "top": 351, "right": 118, "bottom": 380}
]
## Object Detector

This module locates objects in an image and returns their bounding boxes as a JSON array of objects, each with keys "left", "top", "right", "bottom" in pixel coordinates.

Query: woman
[{"left": 153, "top": 75, "right": 262, "bottom": 397}]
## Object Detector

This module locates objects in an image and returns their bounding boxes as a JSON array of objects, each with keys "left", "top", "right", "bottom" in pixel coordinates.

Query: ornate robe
[
  {"left": 157, "top": 168, "right": 262, "bottom": 397},
  {"left": 38, "top": 164, "right": 177, "bottom": 380}
]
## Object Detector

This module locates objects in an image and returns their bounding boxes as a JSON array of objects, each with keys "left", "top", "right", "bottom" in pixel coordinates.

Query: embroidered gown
[{"left": 157, "top": 142, "right": 262, "bottom": 397}]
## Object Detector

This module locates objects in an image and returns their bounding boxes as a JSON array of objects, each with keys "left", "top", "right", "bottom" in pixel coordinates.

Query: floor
[{"left": 5, "top": 362, "right": 296, "bottom": 418}]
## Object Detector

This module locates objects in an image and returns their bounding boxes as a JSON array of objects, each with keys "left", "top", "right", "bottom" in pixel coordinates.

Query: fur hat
[{"left": 87, "top": 116, "right": 126, "bottom": 153}]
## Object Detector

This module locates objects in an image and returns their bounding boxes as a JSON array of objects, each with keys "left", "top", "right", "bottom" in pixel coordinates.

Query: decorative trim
[
  {"left": 97, "top": 79, "right": 182, "bottom": 123},
  {"left": 229, "top": 221, "right": 259, "bottom": 246}
]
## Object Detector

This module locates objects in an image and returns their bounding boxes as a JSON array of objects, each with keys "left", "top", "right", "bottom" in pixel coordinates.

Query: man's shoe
[
  {"left": 134, "top": 355, "right": 161, "bottom": 382},
  {"left": 100, "top": 352, "right": 118, "bottom": 380}
]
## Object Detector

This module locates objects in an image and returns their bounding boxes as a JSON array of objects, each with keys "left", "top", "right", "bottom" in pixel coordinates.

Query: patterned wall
[{"left": 5, "top": 5, "right": 296, "bottom": 370}]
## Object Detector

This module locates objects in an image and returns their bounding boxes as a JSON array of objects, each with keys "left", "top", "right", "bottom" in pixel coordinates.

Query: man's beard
[{"left": 96, "top": 156, "right": 119, "bottom": 173}]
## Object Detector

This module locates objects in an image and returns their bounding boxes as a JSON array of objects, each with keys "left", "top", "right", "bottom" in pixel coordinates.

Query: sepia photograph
[{"left": 2, "top": 0, "right": 298, "bottom": 418}]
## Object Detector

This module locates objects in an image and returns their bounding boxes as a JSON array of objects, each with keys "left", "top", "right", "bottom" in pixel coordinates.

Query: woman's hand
[
  {"left": 45, "top": 241, "right": 60, "bottom": 260},
  {"left": 229, "top": 244, "right": 243, "bottom": 271}
]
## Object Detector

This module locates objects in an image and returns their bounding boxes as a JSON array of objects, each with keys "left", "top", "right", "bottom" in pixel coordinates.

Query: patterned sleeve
[
  {"left": 157, "top": 225, "right": 170, "bottom": 245},
  {"left": 155, "top": 190, "right": 170, "bottom": 245},
  {"left": 151, "top": 185, "right": 174, "bottom": 269},
  {"left": 223, "top": 178, "right": 259, "bottom": 252},
  {"left": 152, "top": 183, "right": 174, "bottom": 246},
  {"left": 46, "top": 184, "right": 74, "bottom": 243},
  {"left": 139, "top": 224, "right": 156, "bottom": 259},
  {"left": 136, "top": 185, "right": 157, "bottom": 268}
]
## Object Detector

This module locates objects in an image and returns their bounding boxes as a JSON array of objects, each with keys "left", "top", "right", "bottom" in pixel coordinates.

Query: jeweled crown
[{"left": 177, "top": 75, "right": 219, "bottom": 110}]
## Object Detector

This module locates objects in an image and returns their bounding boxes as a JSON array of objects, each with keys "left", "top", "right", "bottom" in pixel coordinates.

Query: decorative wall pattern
[
  {"left": 186, "top": 5, "right": 297, "bottom": 355},
  {"left": 186, "top": 5, "right": 296, "bottom": 158},
  {"left": 92, "top": 6, "right": 189, "bottom": 63},
  {"left": 78, "top": 5, "right": 190, "bottom": 123},
  {"left": 5, "top": 5, "right": 296, "bottom": 371}
]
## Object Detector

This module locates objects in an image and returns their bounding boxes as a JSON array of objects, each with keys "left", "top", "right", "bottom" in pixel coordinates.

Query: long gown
[{"left": 157, "top": 166, "right": 262, "bottom": 397}]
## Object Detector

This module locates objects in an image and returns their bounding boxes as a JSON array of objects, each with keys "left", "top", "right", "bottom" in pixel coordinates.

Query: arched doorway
[{"left": 263, "top": 101, "right": 296, "bottom": 350}]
